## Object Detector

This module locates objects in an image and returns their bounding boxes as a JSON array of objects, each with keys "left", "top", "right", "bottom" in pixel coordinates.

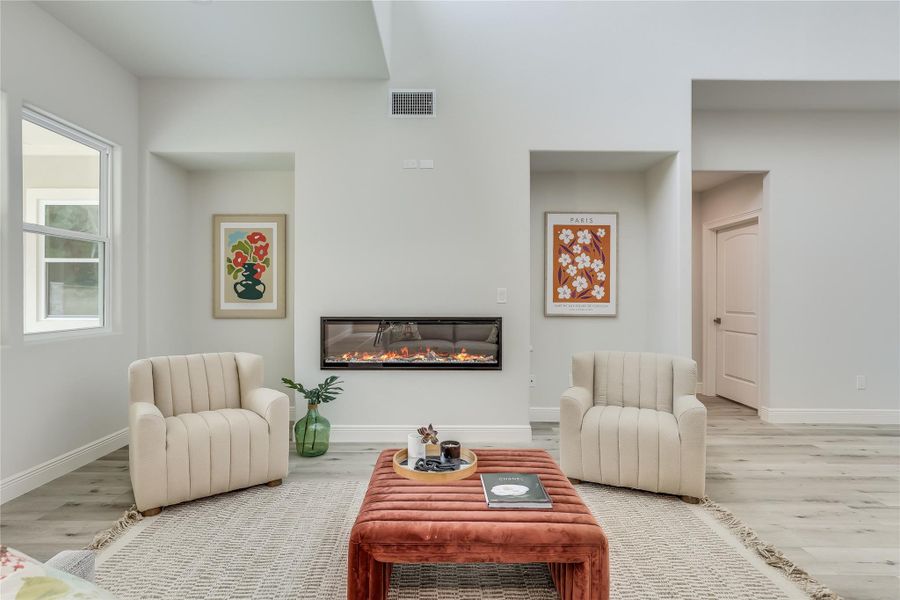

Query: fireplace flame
[{"left": 332, "top": 346, "right": 495, "bottom": 364}]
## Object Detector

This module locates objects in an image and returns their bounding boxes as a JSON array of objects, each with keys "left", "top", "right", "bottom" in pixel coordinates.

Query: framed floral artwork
[
  {"left": 544, "top": 212, "right": 617, "bottom": 316},
  {"left": 213, "top": 214, "right": 286, "bottom": 318}
]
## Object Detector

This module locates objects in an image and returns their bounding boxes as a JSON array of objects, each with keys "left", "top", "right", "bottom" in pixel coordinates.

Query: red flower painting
[
  {"left": 253, "top": 242, "right": 269, "bottom": 262},
  {"left": 232, "top": 251, "right": 249, "bottom": 268},
  {"left": 225, "top": 230, "right": 273, "bottom": 300}
]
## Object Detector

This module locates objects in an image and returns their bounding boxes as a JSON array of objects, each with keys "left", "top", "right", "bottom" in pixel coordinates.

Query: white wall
[
  {"left": 691, "top": 174, "right": 764, "bottom": 377},
  {"left": 144, "top": 155, "right": 190, "bottom": 356},
  {"left": 691, "top": 192, "right": 703, "bottom": 368},
  {"left": 185, "top": 170, "right": 294, "bottom": 391},
  {"left": 1, "top": 2, "right": 139, "bottom": 489},
  {"left": 529, "top": 171, "right": 649, "bottom": 418},
  {"left": 645, "top": 156, "right": 683, "bottom": 354},
  {"left": 138, "top": 1, "right": 899, "bottom": 436},
  {"left": 693, "top": 110, "right": 900, "bottom": 423}
]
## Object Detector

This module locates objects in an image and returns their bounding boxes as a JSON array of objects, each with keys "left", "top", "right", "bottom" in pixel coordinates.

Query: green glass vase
[{"left": 295, "top": 404, "right": 330, "bottom": 457}]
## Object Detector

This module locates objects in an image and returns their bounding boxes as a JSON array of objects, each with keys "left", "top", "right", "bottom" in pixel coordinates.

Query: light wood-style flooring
[{"left": 1, "top": 396, "right": 897, "bottom": 600}]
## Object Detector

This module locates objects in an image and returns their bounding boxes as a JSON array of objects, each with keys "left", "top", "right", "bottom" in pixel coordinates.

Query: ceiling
[
  {"left": 37, "top": 1, "right": 389, "bottom": 79},
  {"left": 530, "top": 151, "right": 675, "bottom": 173},
  {"left": 692, "top": 171, "right": 761, "bottom": 193},
  {"left": 154, "top": 152, "right": 295, "bottom": 172},
  {"left": 693, "top": 81, "right": 900, "bottom": 111}
]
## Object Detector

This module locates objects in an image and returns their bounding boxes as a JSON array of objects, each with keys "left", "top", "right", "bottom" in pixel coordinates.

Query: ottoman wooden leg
[
  {"left": 568, "top": 477, "right": 582, "bottom": 485},
  {"left": 140, "top": 507, "right": 162, "bottom": 517},
  {"left": 681, "top": 495, "right": 701, "bottom": 504},
  {"left": 266, "top": 479, "right": 283, "bottom": 487}
]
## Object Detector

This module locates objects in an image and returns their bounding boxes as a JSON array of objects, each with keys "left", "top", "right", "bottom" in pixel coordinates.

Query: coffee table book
[{"left": 481, "top": 473, "right": 553, "bottom": 509}]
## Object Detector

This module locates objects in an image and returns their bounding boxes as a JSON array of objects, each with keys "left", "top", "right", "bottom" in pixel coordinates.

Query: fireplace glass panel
[{"left": 321, "top": 317, "right": 501, "bottom": 369}]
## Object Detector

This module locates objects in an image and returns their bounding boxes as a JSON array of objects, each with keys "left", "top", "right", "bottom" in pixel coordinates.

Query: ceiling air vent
[{"left": 390, "top": 89, "right": 435, "bottom": 118}]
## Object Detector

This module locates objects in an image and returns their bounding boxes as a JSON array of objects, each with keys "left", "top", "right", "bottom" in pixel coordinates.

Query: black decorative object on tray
[
  {"left": 414, "top": 457, "right": 464, "bottom": 472},
  {"left": 399, "top": 456, "right": 472, "bottom": 472},
  {"left": 440, "top": 440, "right": 461, "bottom": 461}
]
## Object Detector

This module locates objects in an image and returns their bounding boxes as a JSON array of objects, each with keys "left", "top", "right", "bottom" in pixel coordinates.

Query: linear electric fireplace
[{"left": 321, "top": 317, "right": 502, "bottom": 370}]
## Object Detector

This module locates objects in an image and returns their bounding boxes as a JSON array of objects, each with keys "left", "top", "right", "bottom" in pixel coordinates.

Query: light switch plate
[
  {"left": 496, "top": 287, "right": 508, "bottom": 303},
  {"left": 402, "top": 159, "right": 418, "bottom": 169},
  {"left": 419, "top": 159, "right": 434, "bottom": 169},
  {"left": 856, "top": 375, "right": 866, "bottom": 390},
  {"left": 529, "top": 374, "right": 536, "bottom": 388}
]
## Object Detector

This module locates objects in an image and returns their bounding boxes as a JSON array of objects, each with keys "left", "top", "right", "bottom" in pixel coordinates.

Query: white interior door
[{"left": 715, "top": 222, "right": 759, "bottom": 408}]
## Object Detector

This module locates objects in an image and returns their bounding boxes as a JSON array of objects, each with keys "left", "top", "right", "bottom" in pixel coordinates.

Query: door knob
[{"left": 713, "top": 317, "right": 721, "bottom": 325}]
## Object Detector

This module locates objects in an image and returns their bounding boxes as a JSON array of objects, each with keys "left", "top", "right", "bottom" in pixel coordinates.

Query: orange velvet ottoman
[{"left": 348, "top": 448, "right": 609, "bottom": 600}]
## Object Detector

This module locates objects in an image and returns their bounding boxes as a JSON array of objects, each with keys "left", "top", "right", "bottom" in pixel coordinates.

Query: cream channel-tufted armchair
[
  {"left": 560, "top": 351, "right": 707, "bottom": 501},
  {"left": 128, "top": 352, "right": 289, "bottom": 515}
]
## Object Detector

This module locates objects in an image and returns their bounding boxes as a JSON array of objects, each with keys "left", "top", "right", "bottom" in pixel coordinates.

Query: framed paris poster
[
  {"left": 213, "top": 214, "right": 286, "bottom": 318},
  {"left": 544, "top": 212, "right": 617, "bottom": 317}
]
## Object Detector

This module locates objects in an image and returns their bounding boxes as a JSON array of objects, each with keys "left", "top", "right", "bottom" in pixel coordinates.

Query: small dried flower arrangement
[{"left": 417, "top": 424, "right": 439, "bottom": 445}]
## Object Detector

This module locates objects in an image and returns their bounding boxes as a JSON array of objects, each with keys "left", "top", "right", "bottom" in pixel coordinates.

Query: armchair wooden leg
[
  {"left": 568, "top": 477, "right": 582, "bottom": 485},
  {"left": 141, "top": 507, "right": 162, "bottom": 517},
  {"left": 681, "top": 495, "right": 701, "bottom": 504},
  {"left": 266, "top": 479, "right": 283, "bottom": 487}
]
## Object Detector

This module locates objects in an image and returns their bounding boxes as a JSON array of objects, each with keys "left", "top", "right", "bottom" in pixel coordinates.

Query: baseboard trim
[
  {"left": 529, "top": 407, "right": 560, "bottom": 422},
  {"left": 330, "top": 425, "right": 533, "bottom": 444},
  {"left": 1, "top": 428, "right": 129, "bottom": 504},
  {"left": 759, "top": 407, "right": 900, "bottom": 425}
]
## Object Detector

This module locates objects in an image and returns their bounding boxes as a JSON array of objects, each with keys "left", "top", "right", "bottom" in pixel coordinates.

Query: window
[{"left": 22, "top": 108, "right": 111, "bottom": 334}]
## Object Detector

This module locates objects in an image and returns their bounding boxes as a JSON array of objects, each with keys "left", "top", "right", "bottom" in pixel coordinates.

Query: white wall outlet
[
  {"left": 402, "top": 159, "right": 418, "bottom": 169},
  {"left": 856, "top": 375, "right": 867, "bottom": 390},
  {"left": 496, "top": 287, "right": 507, "bottom": 303},
  {"left": 419, "top": 159, "right": 434, "bottom": 169},
  {"left": 529, "top": 374, "right": 536, "bottom": 387}
]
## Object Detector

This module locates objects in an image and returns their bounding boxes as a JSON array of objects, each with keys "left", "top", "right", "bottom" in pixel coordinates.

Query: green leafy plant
[{"left": 282, "top": 375, "right": 344, "bottom": 405}]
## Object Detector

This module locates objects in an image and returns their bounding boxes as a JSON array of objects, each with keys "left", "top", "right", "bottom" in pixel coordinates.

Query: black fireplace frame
[{"left": 320, "top": 317, "right": 502, "bottom": 370}]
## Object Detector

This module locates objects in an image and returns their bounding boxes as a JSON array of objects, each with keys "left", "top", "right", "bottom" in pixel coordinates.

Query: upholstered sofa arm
[
  {"left": 559, "top": 386, "right": 593, "bottom": 480},
  {"left": 560, "top": 386, "right": 593, "bottom": 424},
  {"left": 674, "top": 394, "right": 707, "bottom": 498},
  {"left": 242, "top": 387, "right": 289, "bottom": 427},
  {"left": 674, "top": 395, "right": 705, "bottom": 431},
  {"left": 242, "top": 387, "right": 290, "bottom": 481},
  {"left": 130, "top": 400, "right": 164, "bottom": 424},
  {"left": 129, "top": 401, "right": 167, "bottom": 512}
]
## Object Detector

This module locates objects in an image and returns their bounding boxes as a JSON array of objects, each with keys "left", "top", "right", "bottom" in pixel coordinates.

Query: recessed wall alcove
[
  {"left": 528, "top": 150, "right": 680, "bottom": 420},
  {"left": 143, "top": 152, "right": 295, "bottom": 392}
]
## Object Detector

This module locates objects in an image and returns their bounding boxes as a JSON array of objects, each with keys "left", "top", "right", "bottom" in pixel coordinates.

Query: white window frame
[{"left": 22, "top": 107, "right": 112, "bottom": 335}]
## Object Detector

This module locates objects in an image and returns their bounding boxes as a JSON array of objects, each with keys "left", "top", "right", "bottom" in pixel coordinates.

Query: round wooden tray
[{"left": 392, "top": 447, "right": 478, "bottom": 483}]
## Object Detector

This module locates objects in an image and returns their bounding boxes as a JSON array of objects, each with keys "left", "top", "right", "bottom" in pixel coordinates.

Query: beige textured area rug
[{"left": 94, "top": 480, "right": 831, "bottom": 600}]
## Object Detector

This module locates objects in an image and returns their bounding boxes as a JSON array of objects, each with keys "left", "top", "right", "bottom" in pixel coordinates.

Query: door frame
[{"left": 701, "top": 208, "right": 763, "bottom": 407}]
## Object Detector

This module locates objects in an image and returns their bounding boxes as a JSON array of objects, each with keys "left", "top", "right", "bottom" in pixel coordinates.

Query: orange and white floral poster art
[
  {"left": 545, "top": 212, "right": 617, "bottom": 316},
  {"left": 213, "top": 214, "right": 286, "bottom": 318}
]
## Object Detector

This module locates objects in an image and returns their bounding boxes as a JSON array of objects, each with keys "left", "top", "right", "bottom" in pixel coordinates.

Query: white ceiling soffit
[
  {"left": 37, "top": 0, "right": 390, "bottom": 79},
  {"left": 692, "top": 171, "right": 760, "bottom": 193},
  {"left": 530, "top": 151, "right": 675, "bottom": 173},
  {"left": 154, "top": 152, "right": 295, "bottom": 172},
  {"left": 693, "top": 81, "right": 900, "bottom": 111}
]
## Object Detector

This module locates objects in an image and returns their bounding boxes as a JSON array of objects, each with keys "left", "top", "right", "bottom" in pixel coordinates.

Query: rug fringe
[
  {"left": 86, "top": 505, "right": 143, "bottom": 551},
  {"left": 700, "top": 497, "right": 842, "bottom": 600}
]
